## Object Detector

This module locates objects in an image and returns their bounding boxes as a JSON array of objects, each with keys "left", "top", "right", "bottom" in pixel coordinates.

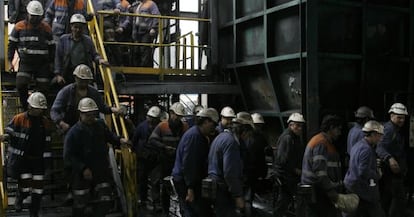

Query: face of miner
[
  {"left": 289, "top": 122, "right": 303, "bottom": 136},
  {"left": 390, "top": 113, "right": 405, "bottom": 128}
]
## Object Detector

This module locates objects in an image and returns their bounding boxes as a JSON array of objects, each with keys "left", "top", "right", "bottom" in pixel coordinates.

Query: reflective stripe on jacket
[{"left": 301, "top": 132, "right": 342, "bottom": 192}]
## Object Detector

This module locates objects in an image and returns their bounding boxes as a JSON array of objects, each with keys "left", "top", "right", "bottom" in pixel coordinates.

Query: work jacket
[{"left": 5, "top": 112, "right": 52, "bottom": 179}]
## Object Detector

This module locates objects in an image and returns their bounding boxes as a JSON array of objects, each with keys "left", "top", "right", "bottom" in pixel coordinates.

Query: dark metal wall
[{"left": 213, "top": 0, "right": 414, "bottom": 134}]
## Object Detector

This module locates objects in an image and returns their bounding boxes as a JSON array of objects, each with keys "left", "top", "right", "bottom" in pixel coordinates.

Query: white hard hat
[
  {"left": 388, "top": 103, "right": 408, "bottom": 115},
  {"left": 197, "top": 108, "right": 219, "bottom": 123},
  {"left": 287, "top": 113, "right": 305, "bottom": 124},
  {"left": 193, "top": 105, "right": 204, "bottom": 115},
  {"left": 233, "top": 112, "right": 254, "bottom": 127},
  {"left": 355, "top": 106, "right": 374, "bottom": 119},
  {"left": 27, "top": 92, "right": 47, "bottom": 109},
  {"left": 70, "top": 13, "right": 86, "bottom": 24},
  {"left": 27, "top": 1, "right": 44, "bottom": 16},
  {"left": 251, "top": 113, "right": 265, "bottom": 124},
  {"left": 147, "top": 106, "right": 161, "bottom": 118},
  {"left": 170, "top": 102, "right": 185, "bottom": 116},
  {"left": 362, "top": 120, "right": 384, "bottom": 134},
  {"left": 78, "top": 97, "right": 99, "bottom": 112},
  {"left": 73, "top": 64, "right": 93, "bottom": 80},
  {"left": 220, "top": 106, "right": 236, "bottom": 118}
]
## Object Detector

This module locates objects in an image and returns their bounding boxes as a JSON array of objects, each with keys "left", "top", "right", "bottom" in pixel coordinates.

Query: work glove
[{"left": 334, "top": 193, "right": 359, "bottom": 213}]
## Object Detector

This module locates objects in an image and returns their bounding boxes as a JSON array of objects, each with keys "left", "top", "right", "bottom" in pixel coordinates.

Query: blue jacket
[
  {"left": 44, "top": 0, "right": 88, "bottom": 37},
  {"left": 116, "top": 0, "right": 131, "bottom": 30},
  {"left": 132, "top": 119, "right": 154, "bottom": 151},
  {"left": 5, "top": 112, "right": 53, "bottom": 179},
  {"left": 344, "top": 138, "right": 380, "bottom": 202},
  {"left": 215, "top": 122, "right": 225, "bottom": 134},
  {"left": 208, "top": 130, "right": 243, "bottom": 197},
  {"left": 54, "top": 34, "right": 102, "bottom": 75},
  {"left": 8, "top": 20, "right": 54, "bottom": 67},
  {"left": 64, "top": 119, "right": 121, "bottom": 174},
  {"left": 129, "top": 0, "right": 160, "bottom": 39},
  {"left": 347, "top": 123, "right": 364, "bottom": 155},
  {"left": 93, "top": 0, "right": 119, "bottom": 11},
  {"left": 376, "top": 121, "right": 407, "bottom": 174},
  {"left": 50, "top": 83, "right": 112, "bottom": 126},
  {"left": 172, "top": 126, "right": 209, "bottom": 189}
]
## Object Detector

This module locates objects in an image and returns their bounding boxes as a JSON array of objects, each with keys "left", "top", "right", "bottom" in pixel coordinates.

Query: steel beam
[
  {"left": 116, "top": 82, "right": 240, "bottom": 95},
  {"left": 305, "top": 0, "right": 320, "bottom": 135}
]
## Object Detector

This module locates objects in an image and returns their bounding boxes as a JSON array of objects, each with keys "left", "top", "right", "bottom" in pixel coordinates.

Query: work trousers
[
  {"left": 174, "top": 180, "right": 212, "bottom": 217},
  {"left": 133, "top": 33, "right": 155, "bottom": 67},
  {"left": 17, "top": 157, "right": 45, "bottom": 216},
  {"left": 71, "top": 168, "right": 113, "bottom": 217},
  {"left": 16, "top": 63, "right": 50, "bottom": 110},
  {"left": 273, "top": 182, "right": 297, "bottom": 217},
  {"left": 214, "top": 185, "right": 238, "bottom": 217},
  {"left": 136, "top": 155, "right": 157, "bottom": 202},
  {"left": 379, "top": 173, "right": 406, "bottom": 217}
]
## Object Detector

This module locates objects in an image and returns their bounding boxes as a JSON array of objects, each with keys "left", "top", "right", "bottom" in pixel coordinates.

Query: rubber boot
[
  {"left": 29, "top": 193, "right": 41, "bottom": 217},
  {"left": 14, "top": 191, "right": 28, "bottom": 212},
  {"left": 14, "top": 195, "right": 23, "bottom": 212},
  {"left": 17, "top": 86, "right": 28, "bottom": 111}
]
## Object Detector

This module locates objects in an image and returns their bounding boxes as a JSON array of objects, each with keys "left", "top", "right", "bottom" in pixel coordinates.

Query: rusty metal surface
[{"left": 237, "top": 65, "right": 277, "bottom": 111}]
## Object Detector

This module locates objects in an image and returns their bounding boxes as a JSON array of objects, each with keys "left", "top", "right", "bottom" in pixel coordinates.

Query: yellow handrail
[
  {"left": 87, "top": 1, "right": 137, "bottom": 217},
  {"left": 95, "top": 10, "right": 209, "bottom": 72},
  {"left": 98, "top": 10, "right": 210, "bottom": 22},
  {"left": 0, "top": 46, "right": 7, "bottom": 217},
  {"left": 0, "top": 19, "right": 8, "bottom": 216}
]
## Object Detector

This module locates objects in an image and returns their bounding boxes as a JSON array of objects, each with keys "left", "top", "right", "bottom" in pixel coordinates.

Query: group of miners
[
  {"left": 272, "top": 103, "right": 410, "bottom": 217},
  {"left": 2, "top": 0, "right": 413, "bottom": 217},
  {"left": 132, "top": 104, "right": 269, "bottom": 217},
  {"left": 2, "top": 61, "right": 129, "bottom": 217},
  {"left": 3, "top": 85, "right": 411, "bottom": 217},
  {"left": 5, "top": 0, "right": 157, "bottom": 216},
  {"left": 8, "top": 0, "right": 160, "bottom": 111}
]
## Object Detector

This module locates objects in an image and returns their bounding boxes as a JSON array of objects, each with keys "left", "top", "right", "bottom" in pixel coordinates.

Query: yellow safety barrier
[
  {"left": 0, "top": 57, "right": 7, "bottom": 216},
  {"left": 0, "top": 19, "right": 8, "bottom": 215},
  {"left": 95, "top": 10, "right": 210, "bottom": 77}
]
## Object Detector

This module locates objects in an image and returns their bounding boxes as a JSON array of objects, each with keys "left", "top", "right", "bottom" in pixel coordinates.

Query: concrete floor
[{"left": 5, "top": 189, "right": 414, "bottom": 217}]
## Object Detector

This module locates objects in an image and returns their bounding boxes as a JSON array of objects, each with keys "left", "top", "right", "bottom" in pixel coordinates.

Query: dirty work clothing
[
  {"left": 273, "top": 128, "right": 303, "bottom": 217},
  {"left": 45, "top": 0, "right": 87, "bottom": 38},
  {"left": 50, "top": 83, "right": 112, "bottom": 127},
  {"left": 148, "top": 119, "right": 188, "bottom": 212},
  {"left": 376, "top": 121, "right": 407, "bottom": 217},
  {"left": 5, "top": 112, "right": 52, "bottom": 216},
  {"left": 208, "top": 130, "right": 244, "bottom": 217},
  {"left": 132, "top": 119, "right": 158, "bottom": 202},
  {"left": 301, "top": 132, "right": 342, "bottom": 217},
  {"left": 55, "top": 34, "right": 102, "bottom": 83},
  {"left": 347, "top": 123, "right": 364, "bottom": 155},
  {"left": 172, "top": 125, "right": 211, "bottom": 217},
  {"left": 64, "top": 119, "right": 121, "bottom": 217}
]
